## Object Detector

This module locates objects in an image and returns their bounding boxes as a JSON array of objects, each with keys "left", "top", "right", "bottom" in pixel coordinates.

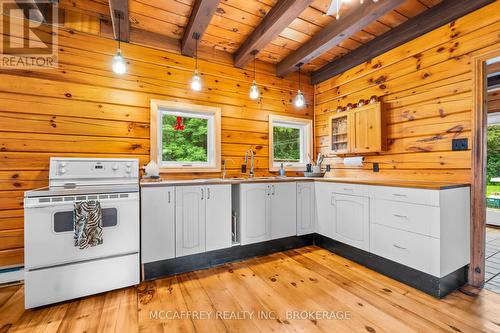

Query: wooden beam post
[
  {"left": 276, "top": 0, "right": 404, "bottom": 78},
  {"left": 14, "top": 0, "right": 53, "bottom": 23},
  {"left": 181, "top": 0, "right": 221, "bottom": 57},
  {"left": 312, "top": 0, "right": 496, "bottom": 84},
  {"left": 233, "top": 0, "right": 314, "bottom": 68},
  {"left": 109, "top": 0, "right": 129, "bottom": 42}
]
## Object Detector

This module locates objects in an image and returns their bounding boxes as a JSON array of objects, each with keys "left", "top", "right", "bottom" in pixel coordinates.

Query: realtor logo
[{"left": 1, "top": 0, "right": 58, "bottom": 69}]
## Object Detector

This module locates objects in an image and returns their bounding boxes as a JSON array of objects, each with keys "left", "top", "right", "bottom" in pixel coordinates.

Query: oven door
[{"left": 24, "top": 192, "right": 139, "bottom": 270}]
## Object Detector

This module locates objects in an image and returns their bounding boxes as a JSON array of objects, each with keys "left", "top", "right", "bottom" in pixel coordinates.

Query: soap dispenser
[{"left": 279, "top": 163, "right": 286, "bottom": 177}]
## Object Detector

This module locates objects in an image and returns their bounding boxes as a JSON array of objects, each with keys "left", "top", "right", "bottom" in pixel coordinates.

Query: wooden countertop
[
  {"left": 315, "top": 178, "right": 470, "bottom": 190},
  {"left": 140, "top": 177, "right": 469, "bottom": 190}
]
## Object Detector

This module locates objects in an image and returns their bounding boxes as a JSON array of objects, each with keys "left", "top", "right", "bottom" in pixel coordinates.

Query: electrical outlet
[
  {"left": 373, "top": 163, "right": 379, "bottom": 172},
  {"left": 452, "top": 138, "right": 468, "bottom": 151}
]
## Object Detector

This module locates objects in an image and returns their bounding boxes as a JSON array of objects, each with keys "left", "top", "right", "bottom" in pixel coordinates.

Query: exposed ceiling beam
[
  {"left": 233, "top": 0, "right": 314, "bottom": 68},
  {"left": 312, "top": 0, "right": 496, "bottom": 84},
  {"left": 15, "top": 0, "right": 54, "bottom": 23},
  {"left": 276, "top": 0, "right": 405, "bottom": 78},
  {"left": 109, "top": 0, "right": 129, "bottom": 42},
  {"left": 181, "top": 0, "right": 221, "bottom": 57}
]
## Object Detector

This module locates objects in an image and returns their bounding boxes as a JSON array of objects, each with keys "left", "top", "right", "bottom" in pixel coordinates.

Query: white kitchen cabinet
[
  {"left": 370, "top": 186, "right": 470, "bottom": 278},
  {"left": 332, "top": 193, "right": 369, "bottom": 251},
  {"left": 175, "top": 185, "right": 206, "bottom": 257},
  {"left": 206, "top": 184, "right": 232, "bottom": 251},
  {"left": 271, "top": 183, "right": 297, "bottom": 239},
  {"left": 297, "top": 182, "right": 315, "bottom": 235},
  {"left": 240, "top": 183, "right": 271, "bottom": 245},
  {"left": 141, "top": 186, "right": 175, "bottom": 263},
  {"left": 315, "top": 182, "right": 335, "bottom": 238}
]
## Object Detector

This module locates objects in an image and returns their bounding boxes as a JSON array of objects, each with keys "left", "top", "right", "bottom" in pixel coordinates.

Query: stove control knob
[
  {"left": 60, "top": 167, "right": 66, "bottom": 174},
  {"left": 125, "top": 167, "right": 132, "bottom": 174},
  {"left": 112, "top": 164, "right": 119, "bottom": 171},
  {"left": 60, "top": 162, "right": 66, "bottom": 167}
]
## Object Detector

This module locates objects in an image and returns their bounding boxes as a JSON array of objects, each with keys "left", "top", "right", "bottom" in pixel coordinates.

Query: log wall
[
  {"left": 0, "top": 16, "right": 313, "bottom": 267},
  {"left": 315, "top": 1, "right": 500, "bottom": 182}
]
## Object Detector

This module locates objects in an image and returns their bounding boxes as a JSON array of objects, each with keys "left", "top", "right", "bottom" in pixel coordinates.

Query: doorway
[
  {"left": 471, "top": 49, "right": 500, "bottom": 291},
  {"left": 484, "top": 56, "right": 500, "bottom": 293}
]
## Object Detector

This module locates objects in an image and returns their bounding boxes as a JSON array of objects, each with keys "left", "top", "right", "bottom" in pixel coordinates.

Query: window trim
[
  {"left": 150, "top": 100, "right": 221, "bottom": 173},
  {"left": 268, "top": 114, "right": 313, "bottom": 172}
]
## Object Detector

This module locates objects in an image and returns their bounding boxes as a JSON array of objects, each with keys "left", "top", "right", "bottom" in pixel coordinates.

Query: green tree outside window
[
  {"left": 273, "top": 126, "right": 301, "bottom": 162},
  {"left": 162, "top": 115, "right": 208, "bottom": 162}
]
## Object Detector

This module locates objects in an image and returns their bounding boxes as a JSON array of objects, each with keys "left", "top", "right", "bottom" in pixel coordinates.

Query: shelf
[
  {"left": 332, "top": 132, "right": 347, "bottom": 136},
  {"left": 331, "top": 140, "right": 347, "bottom": 144}
]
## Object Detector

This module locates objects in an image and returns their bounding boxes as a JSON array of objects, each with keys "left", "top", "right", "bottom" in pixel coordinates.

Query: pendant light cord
[
  {"left": 118, "top": 14, "right": 121, "bottom": 49},
  {"left": 298, "top": 66, "right": 301, "bottom": 90},
  {"left": 195, "top": 35, "right": 198, "bottom": 71},
  {"left": 253, "top": 52, "right": 256, "bottom": 81}
]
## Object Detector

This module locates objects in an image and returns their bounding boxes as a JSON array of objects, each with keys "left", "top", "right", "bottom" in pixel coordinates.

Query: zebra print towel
[{"left": 73, "top": 201, "right": 103, "bottom": 249}]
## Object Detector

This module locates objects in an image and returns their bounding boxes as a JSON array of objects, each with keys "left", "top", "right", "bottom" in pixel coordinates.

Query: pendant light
[
  {"left": 293, "top": 65, "right": 305, "bottom": 108},
  {"left": 190, "top": 33, "right": 202, "bottom": 92},
  {"left": 249, "top": 50, "right": 260, "bottom": 100},
  {"left": 112, "top": 13, "right": 126, "bottom": 75}
]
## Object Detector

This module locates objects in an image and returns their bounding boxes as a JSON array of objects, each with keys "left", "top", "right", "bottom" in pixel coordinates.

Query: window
[
  {"left": 150, "top": 100, "right": 221, "bottom": 172},
  {"left": 269, "top": 115, "right": 312, "bottom": 171}
]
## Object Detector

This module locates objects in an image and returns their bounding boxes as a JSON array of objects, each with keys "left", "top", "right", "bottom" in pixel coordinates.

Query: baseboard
[
  {"left": 143, "top": 233, "right": 467, "bottom": 298},
  {"left": 314, "top": 233, "right": 468, "bottom": 298},
  {"left": 143, "top": 235, "right": 314, "bottom": 280},
  {"left": 0, "top": 266, "right": 24, "bottom": 285}
]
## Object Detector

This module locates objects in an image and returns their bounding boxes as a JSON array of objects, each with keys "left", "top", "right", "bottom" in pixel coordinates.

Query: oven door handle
[{"left": 24, "top": 196, "right": 138, "bottom": 208}]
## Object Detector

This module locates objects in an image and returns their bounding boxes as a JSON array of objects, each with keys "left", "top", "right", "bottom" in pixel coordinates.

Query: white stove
[{"left": 24, "top": 157, "right": 140, "bottom": 309}]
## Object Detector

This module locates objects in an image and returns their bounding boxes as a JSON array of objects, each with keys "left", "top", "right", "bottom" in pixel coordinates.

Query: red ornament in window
[{"left": 173, "top": 116, "right": 185, "bottom": 131}]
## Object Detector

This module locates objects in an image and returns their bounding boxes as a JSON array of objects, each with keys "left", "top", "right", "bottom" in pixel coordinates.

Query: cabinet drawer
[
  {"left": 326, "top": 182, "right": 369, "bottom": 197},
  {"left": 371, "top": 186, "right": 440, "bottom": 206},
  {"left": 370, "top": 224, "right": 440, "bottom": 276},
  {"left": 372, "top": 199, "right": 440, "bottom": 238}
]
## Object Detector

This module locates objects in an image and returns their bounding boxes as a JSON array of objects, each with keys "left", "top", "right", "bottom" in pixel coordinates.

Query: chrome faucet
[{"left": 244, "top": 149, "right": 255, "bottom": 178}]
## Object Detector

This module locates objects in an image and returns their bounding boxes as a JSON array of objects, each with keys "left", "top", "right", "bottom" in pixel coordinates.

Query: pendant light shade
[
  {"left": 112, "top": 14, "right": 126, "bottom": 75},
  {"left": 249, "top": 51, "right": 260, "bottom": 100},
  {"left": 191, "top": 33, "right": 202, "bottom": 92},
  {"left": 112, "top": 49, "right": 126, "bottom": 75},
  {"left": 294, "top": 65, "right": 305, "bottom": 108},
  {"left": 191, "top": 69, "right": 202, "bottom": 91},
  {"left": 294, "top": 90, "right": 305, "bottom": 108},
  {"left": 249, "top": 80, "right": 260, "bottom": 100}
]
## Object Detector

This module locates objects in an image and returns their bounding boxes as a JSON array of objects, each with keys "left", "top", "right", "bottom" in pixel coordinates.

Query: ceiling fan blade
[{"left": 326, "top": 0, "right": 340, "bottom": 16}]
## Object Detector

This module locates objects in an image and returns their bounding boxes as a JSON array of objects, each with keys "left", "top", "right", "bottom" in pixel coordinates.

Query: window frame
[
  {"left": 268, "top": 114, "right": 313, "bottom": 172},
  {"left": 150, "top": 100, "right": 221, "bottom": 173}
]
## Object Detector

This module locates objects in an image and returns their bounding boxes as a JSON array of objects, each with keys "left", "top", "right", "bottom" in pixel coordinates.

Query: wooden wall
[
  {"left": 315, "top": 1, "right": 500, "bottom": 183},
  {"left": 0, "top": 15, "right": 313, "bottom": 267}
]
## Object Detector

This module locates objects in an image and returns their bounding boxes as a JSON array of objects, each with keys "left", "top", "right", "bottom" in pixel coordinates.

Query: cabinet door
[
  {"left": 175, "top": 186, "right": 206, "bottom": 257},
  {"left": 297, "top": 182, "right": 315, "bottom": 235},
  {"left": 351, "top": 103, "right": 384, "bottom": 153},
  {"left": 240, "top": 183, "right": 271, "bottom": 245},
  {"left": 141, "top": 186, "right": 175, "bottom": 263},
  {"left": 206, "top": 184, "right": 232, "bottom": 251},
  {"left": 332, "top": 194, "right": 369, "bottom": 251},
  {"left": 271, "top": 182, "right": 297, "bottom": 239},
  {"left": 315, "top": 182, "right": 335, "bottom": 238}
]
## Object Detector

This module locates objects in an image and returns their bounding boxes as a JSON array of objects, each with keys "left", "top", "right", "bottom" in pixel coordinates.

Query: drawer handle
[
  {"left": 393, "top": 214, "right": 408, "bottom": 219},
  {"left": 393, "top": 244, "right": 407, "bottom": 250},
  {"left": 392, "top": 194, "right": 407, "bottom": 197}
]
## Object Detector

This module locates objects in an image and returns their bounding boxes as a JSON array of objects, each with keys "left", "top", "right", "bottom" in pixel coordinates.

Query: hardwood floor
[{"left": 2, "top": 246, "right": 500, "bottom": 333}]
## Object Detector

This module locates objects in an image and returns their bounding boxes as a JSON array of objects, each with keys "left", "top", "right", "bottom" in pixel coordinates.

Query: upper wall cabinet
[{"left": 329, "top": 102, "right": 386, "bottom": 155}]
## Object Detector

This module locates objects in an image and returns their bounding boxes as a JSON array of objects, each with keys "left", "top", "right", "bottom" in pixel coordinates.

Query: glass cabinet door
[{"left": 329, "top": 113, "right": 350, "bottom": 154}]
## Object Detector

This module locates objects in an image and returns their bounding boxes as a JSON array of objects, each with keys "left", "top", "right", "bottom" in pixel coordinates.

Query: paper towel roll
[{"left": 343, "top": 157, "right": 364, "bottom": 166}]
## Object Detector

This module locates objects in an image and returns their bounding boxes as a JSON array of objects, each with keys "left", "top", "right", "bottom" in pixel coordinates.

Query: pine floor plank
[{"left": 2, "top": 246, "right": 500, "bottom": 333}]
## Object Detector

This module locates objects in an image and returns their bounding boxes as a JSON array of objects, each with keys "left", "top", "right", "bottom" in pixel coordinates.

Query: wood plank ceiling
[{"left": 58, "top": 0, "right": 444, "bottom": 74}]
